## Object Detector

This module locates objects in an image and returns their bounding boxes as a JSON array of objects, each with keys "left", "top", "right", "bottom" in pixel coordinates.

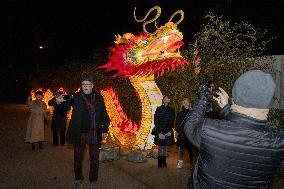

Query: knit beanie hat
[
  {"left": 82, "top": 75, "right": 94, "bottom": 84},
  {"left": 232, "top": 70, "right": 275, "bottom": 109}
]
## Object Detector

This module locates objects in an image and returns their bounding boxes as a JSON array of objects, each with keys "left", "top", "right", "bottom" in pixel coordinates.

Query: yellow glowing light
[
  {"left": 43, "top": 89, "right": 54, "bottom": 113},
  {"left": 101, "top": 75, "right": 162, "bottom": 149},
  {"left": 101, "top": 87, "right": 137, "bottom": 147},
  {"left": 130, "top": 75, "right": 153, "bottom": 148}
]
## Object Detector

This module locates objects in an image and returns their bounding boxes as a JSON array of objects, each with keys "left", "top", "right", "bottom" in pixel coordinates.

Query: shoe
[
  {"left": 158, "top": 156, "right": 162, "bottom": 168},
  {"left": 32, "top": 144, "right": 35, "bottom": 150},
  {"left": 89, "top": 182, "right": 96, "bottom": 189},
  {"left": 162, "top": 156, "right": 167, "bottom": 167},
  {"left": 71, "top": 179, "right": 83, "bottom": 189},
  {"left": 39, "top": 141, "right": 43, "bottom": 149},
  {"left": 177, "top": 160, "right": 184, "bottom": 169}
]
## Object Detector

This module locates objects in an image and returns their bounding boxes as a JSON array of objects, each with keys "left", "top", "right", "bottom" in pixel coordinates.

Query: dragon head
[{"left": 99, "top": 6, "right": 189, "bottom": 78}]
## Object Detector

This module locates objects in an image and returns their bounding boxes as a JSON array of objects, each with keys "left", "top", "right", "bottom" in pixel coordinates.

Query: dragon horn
[
  {"left": 154, "top": 20, "right": 159, "bottom": 29},
  {"left": 134, "top": 6, "right": 161, "bottom": 33},
  {"left": 168, "top": 10, "right": 184, "bottom": 26}
]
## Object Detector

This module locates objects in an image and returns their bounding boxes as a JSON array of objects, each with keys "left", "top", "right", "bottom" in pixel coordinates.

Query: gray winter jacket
[{"left": 184, "top": 98, "right": 284, "bottom": 189}]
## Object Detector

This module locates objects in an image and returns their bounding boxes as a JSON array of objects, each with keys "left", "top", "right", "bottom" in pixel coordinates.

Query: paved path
[
  {"left": 0, "top": 104, "right": 189, "bottom": 189},
  {"left": 0, "top": 104, "right": 283, "bottom": 189}
]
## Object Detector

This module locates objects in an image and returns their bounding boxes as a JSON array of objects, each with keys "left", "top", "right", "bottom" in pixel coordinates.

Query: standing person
[
  {"left": 66, "top": 75, "right": 109, "bottom": 189},
  {"left": 175, "top": 98, "right": 195, "bottom": 169},
  {"left": 184, "top": 70, "right": 284, "bottom": 189},
  {"left": 25, "top": 90, "right": 48, "bottom": 150},
  {"left": 48, "top": 91, "right": 71, "bottom": 146},
  {"left": 153, "top": 95, "right": 175, "bottom": 168}
]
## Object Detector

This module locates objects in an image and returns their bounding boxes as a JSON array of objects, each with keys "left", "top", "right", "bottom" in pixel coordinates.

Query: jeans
[{"left": 178, "top": 146, "right": 194, "bottom": 164}]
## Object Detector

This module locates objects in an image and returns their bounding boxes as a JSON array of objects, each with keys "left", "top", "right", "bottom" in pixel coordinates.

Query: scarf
[
  {"left": 230, "top": 104, "right": 269, "bottom": 121},
  {"left": 82, "top": 93, "right": 97, "bottom": 144}
]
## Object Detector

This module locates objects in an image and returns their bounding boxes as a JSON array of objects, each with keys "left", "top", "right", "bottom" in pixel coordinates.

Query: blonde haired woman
[{"left": 175, "top": 98, "right": 195, "bottom": 168}]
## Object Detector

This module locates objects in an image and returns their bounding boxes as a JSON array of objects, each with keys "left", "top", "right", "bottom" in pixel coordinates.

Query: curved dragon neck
[
  {"left": 129, "top": 75, "right": 163, "bottom": 149},
  {"left": 101, "top": 75, "right": 162, "bottom": 149}
]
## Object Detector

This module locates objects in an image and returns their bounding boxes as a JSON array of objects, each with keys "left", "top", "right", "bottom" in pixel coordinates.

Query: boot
[
  {"left": 162, "top": 156, "right": 167, "bottom": 167},
  {"left": 32, "top": 143, "right": 35, "bottom": 150},
  {"left": 89, "top": 181, "right": 96, "bottom": 189},
  {"left": 158, "top": 156, "right": 163, "bottom": 168},
  {"left": 71, "top": 179, "right": 83, "bottom": 189},
  {"left": 38, "top": 141, "right": 43, "bottom": 149}
]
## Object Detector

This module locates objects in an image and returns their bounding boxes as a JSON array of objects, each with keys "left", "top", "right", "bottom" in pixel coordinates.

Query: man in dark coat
[
  {"left": 153, "top": 95, "right": 175, "bottom": 168},
  {"left": 66, "top": 75, "right": 109, "bottom": 189},
  {"left": 48, "top": 91, "right": 71, "bottom": 146},
  {"left": 184, "top": 70, "right": 284, "bottom": 189}
]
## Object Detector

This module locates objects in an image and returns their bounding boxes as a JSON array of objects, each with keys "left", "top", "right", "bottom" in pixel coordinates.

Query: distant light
[{"left": 39, "top": 45, "right": 43, "bottom": 49}]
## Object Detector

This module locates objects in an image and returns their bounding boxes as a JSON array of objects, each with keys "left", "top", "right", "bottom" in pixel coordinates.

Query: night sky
[{"left": 1, "top": 0, "right": 283, "bottom": 101}]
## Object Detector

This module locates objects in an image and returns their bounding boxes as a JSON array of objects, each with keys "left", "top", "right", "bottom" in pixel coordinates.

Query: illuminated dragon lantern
[{"left": 99, "top": 6, "right": 190, "bottom": 149}]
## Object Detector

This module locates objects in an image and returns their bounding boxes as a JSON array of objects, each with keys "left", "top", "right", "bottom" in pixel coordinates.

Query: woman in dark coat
[
  {"left": 153, "top": 95, "right": 175, "bottom": 168},
  {"left": 48, "top": 91, "right": 71, "bottom": 146},
  {"left": 176, "top": 98, "right": 195, "bottom": 168}
]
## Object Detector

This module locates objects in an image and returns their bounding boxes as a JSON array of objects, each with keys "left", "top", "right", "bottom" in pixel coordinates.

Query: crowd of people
[
  {"left": 24, "top": 70, "right": 284, "bottom": 189},
  {"left": 25, "top": 75, "right": 109, "bottom": 189}
]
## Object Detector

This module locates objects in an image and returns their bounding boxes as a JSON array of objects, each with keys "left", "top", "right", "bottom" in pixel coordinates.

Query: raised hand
[{"left": 213, "top": 87, "right": 229, "bottom": 108}]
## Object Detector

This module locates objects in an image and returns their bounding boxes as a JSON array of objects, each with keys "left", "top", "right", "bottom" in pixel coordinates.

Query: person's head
[
  {"left": 55, "top": 91, "right": 63, "bottom": 98},
  {"left": 232, "top": 70, "right": 276, "bottom": 109},
  {"left": 181, "top": 98, "right": 191, "bottom": 109},
  {"left": 162, "top": 95, "right": 170, "bottom": 106},
  {"left": 81, "top": 75, "right": 94, "bottom": 94},
  {"left": 55, "top": 91, "right": 64, "bottom": 102},
  {"left": 35, "top": 91, "right": 44, "bottom": 101}
]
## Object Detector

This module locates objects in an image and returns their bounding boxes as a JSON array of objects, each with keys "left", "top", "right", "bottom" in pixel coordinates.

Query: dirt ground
[{"left": 0, "top": 104, "right": 283, "bottom": 189}]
